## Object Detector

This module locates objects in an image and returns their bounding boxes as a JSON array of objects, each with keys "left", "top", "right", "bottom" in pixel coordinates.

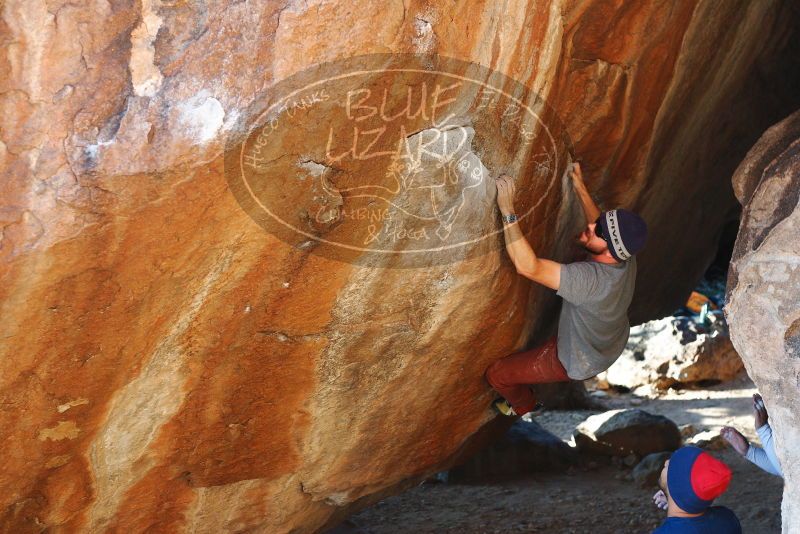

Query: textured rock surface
[
  {"left": 573, "top": 409, "right": 681, "bottom": 458},
  {"left": 726, "top": 108, "right": 800, "bottom": 533},
  {"left": 1, "top": 1, "right": 800, "bottom": 533},
  {"left": 685, "top": 430, "right": 726, "bottom": 451},
  {"left": 600, "top": 316, "right": 743, "bottom": 391}
]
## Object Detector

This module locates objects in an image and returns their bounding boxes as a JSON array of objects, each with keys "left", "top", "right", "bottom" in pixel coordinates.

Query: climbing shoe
[{"left": 492, "top": 398, "right": 517, "bottom": 416}]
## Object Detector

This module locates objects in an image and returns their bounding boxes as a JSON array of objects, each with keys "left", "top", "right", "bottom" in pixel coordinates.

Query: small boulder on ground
[
  {"left": 686, "top": 430, "right": 727, "bottom": 451},
  {"left": 573, "top": 409, "right": 681, "bottom": 458},
  {"left": 632, "top": 451, "right": 672, "bottom": 487},
  {"left": 448, "top": 419, "right": 578, "bottom": 482}
]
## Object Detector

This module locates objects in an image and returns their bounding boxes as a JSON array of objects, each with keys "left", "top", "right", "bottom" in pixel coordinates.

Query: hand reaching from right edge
[{"left": 753, "top": 393, "right": 768, "bottom": 429}]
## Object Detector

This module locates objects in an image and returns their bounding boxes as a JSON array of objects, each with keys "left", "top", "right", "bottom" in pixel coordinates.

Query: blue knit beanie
[
  {"left": 597, "top": 209, "right": 648, "bottom": 262},
  {"left": 667, "top": 446, "right": 732, "bottom": 513}
]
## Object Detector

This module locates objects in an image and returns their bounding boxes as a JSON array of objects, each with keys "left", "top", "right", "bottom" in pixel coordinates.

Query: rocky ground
[{"left": 336, "top": 374, "right": 783, "bottom": 533}]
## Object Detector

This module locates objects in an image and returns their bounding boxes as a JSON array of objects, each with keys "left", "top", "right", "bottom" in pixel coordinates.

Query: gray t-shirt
[{"left": 556, "top": 256, "right": 636, "bottom": 380}]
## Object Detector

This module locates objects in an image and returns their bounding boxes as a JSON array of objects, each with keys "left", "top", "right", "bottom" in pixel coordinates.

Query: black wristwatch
[{"left": 502, "top": 213, "right": 518, "bottom": 224}]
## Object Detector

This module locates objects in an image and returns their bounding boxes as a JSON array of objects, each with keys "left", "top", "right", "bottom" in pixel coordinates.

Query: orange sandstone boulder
[{"left": 1, "top": 1, "right": 799, "bottom": 532}]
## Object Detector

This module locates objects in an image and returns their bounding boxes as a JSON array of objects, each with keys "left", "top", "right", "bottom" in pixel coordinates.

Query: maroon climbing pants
[{"left": 484, "top": 336, "right": 570, "bottom": 415}]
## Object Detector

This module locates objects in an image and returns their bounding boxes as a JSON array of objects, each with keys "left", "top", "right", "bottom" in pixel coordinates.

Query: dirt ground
[{"left": 335, "top": 374, "right": 784, "bottom": 533}]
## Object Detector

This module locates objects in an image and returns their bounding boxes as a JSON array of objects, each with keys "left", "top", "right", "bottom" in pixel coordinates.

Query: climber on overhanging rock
[
  {"left": 720, "top": 393, "right": 784, "bottom": 478},
  {"left": 485, "top": 162, "right": 648, "bottom": 417}
]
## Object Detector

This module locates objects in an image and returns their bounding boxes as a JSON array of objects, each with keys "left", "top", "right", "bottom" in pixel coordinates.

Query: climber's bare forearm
[
  {"left": 575, "top": 181, "right": 601, "bottom": 224},
  {"left": 500, "top": 214, "right": 537, "bottom": 270},
  {"left": 501, "top": 220, "right": 561, "bottom": 290},
  {"left": 569, "top": 163, "right": 601, "bottom": 223}
]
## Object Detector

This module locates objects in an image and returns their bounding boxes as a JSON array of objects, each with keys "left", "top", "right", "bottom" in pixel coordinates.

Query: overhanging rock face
[
  {"left": 1, "top": 1, "right": 799, "bottom": 532},
  {"left": 726, "top": 109, "right": 800, "bottom": 533}
]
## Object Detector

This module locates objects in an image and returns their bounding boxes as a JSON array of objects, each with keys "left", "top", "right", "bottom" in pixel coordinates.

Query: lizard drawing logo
[
  {"left": 225, "top": 53, "right": 569, "bottom": 267},
  {"left": 317, "top": 121, "right": 486, "bottom": 241}
]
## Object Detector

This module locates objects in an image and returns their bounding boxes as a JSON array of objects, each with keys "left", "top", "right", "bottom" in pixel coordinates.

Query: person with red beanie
[
  {"left": 485, "top": 162, "right": 648, "bottom": 416},
  {"left": 652, "top": 446, "right": 741, "bottom": 533}
]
